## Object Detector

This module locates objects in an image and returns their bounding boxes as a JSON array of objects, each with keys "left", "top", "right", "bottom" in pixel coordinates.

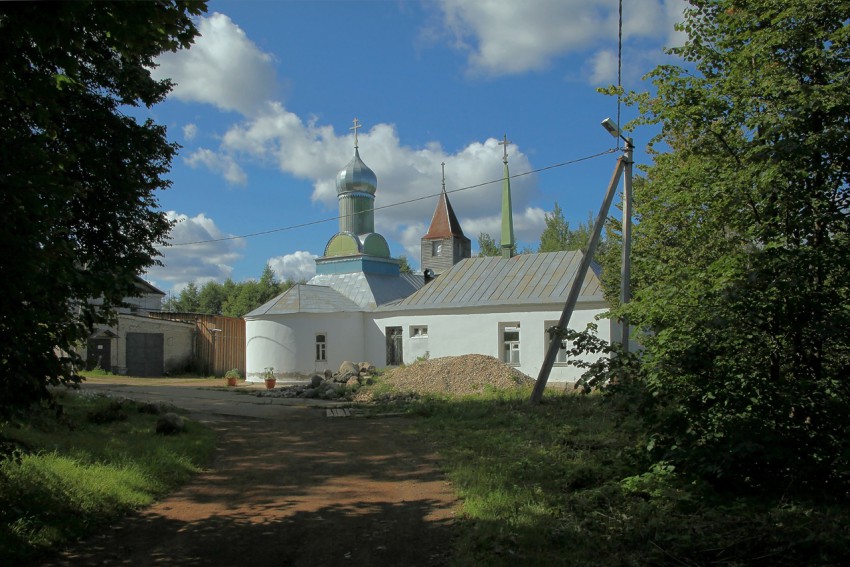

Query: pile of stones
[{"left": 257, "top": 361, "right": 377, "bottom": 401}]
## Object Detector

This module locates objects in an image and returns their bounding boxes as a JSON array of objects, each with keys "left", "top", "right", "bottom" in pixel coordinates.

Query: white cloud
[
  {"left": 145, "top": 212, "right": 246, "bottom": 294},
  {"left": 587, "top": 49, "right": 618, "bottom": 85},
  {"left": 183, "top": 123, "right": 198, "bottom": 141},
  {"left": 268, "top": 251, "right": 318, "bottom": 283},
  {"left": 434, "top": 0, "right": 685, "bottom": 79},
  {"left": 211, "top": 106, "right": 539, "bottom": 263},
  {"left": 185, "top": 148, "right": 248, "bottom": 186},
  {"left": 152, "top": 12, "right": 277, "bottom": 115},
  {"left": 462, "top": 206, "right": 547, "bottom": 253}
]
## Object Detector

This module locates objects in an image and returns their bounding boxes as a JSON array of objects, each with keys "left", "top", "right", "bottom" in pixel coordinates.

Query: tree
[
  {"left": 609, "top": 0, "right": 850, "bottom": 494},
  {"left": 0, "top": 2, "right": 206, "bottom": 419},
  {"left": 538, "top": 202, "right": 572, "bottom": 252},
  {"left": 197, "top": 280, "right": 227, "bottom": 315},
  {"left": 477, "top": 233, "right": 501, "bottom": 257},
  {"left": 397, "top": 255, "right": 414, "bottom": 274}
]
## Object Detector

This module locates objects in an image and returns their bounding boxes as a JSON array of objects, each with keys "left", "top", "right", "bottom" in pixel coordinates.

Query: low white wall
[
  {"left": 370, "top": 302, "right": 614, "bottom": 382},
  {"left": 245, "top": 312, "right": 365, "bottom": 381}
]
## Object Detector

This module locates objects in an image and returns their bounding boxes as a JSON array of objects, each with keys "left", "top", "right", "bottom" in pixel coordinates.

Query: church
[{"left": 244, "top": 124, "right": 614, "bottom": 383}]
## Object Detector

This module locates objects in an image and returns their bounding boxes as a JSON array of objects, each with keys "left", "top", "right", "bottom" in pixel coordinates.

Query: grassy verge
[
  {"left": 378, "top": 388, "right": 850, "bottom": 566},
  {"left": 0, "top": 391, "right": 216, "bottom": 563}
]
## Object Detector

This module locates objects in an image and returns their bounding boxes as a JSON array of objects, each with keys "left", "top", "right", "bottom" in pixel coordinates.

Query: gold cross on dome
[
  {"left": 499, "top": 134, "right": 510, "bottom": 164},
  {"left": 350, "top": 117, "right": 362, "bottom": 148}
]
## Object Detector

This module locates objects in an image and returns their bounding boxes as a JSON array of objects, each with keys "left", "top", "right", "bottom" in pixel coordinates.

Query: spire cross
[
  {"left": 499, "top": 134, "right": 510, "bottom": 164},
  {"left": 350, "top": 117, "right": 362, "bottom": 148},
  {"left": 441, "top": 162, "right": 446, "bottom": 193}
]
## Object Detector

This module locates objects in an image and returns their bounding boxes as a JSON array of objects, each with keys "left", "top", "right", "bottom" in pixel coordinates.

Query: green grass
[
  {"left": 381, "top": 387, "right": 850, "bottom": 566},
  {"left": 0, "top": 392, "right": 215, "bottom": 563}
]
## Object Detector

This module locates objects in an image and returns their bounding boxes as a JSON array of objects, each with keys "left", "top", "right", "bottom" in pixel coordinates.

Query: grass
[
  {"left": 373, "top": 387, "right": 850, "bottom": 566},
  {"left": 0, "top": 391, "right": 216, "bottom": 563}
]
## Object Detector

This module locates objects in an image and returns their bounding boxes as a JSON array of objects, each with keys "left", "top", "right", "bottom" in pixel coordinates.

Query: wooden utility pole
[{"left": 530, "top": 137, "right": 633, "bottom": 404}]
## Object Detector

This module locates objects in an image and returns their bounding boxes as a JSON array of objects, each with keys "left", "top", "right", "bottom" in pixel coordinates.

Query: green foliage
[
  {"left": 0, "top": 393, "right": 214, "bottom": 562},
  {"left": 396, "top": 254, "right": 414, "bottom": 274},
  {"left": 163, "top": 264, "right": 292, "bottom": 317},
  {"left": 0, "top": 1, "right": 207, "bottom": 419},
  {"left": 605, "top": 0, "right": 850, "bottom": 495},
  {"left": 400, "top": 391, "right": 850, "bottom": 566},
  {"left": 537, "top": 202, "right": 597, "bottom": 254},
  {"left": 476, "top": 232, "right": 501, "bottom": 257}
]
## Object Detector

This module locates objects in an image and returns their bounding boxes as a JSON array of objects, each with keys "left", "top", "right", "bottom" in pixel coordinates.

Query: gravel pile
[{"left": 353, "top": 354, "right": 534, "bottom": 401}]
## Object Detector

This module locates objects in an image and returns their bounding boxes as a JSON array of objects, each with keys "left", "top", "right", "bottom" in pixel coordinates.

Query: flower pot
[
  {"left": 265, "top": 378, "right": 277, "bottom": 390},
  {"left": 226, "top": 376, "right": 238, "bottom": 387}
]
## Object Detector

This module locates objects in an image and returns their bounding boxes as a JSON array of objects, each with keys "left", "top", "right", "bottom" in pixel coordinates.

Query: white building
[
  {"left": 245, "top": 127, "right": 613, "bottom": 383},
  {"left": 83, "top": 277, "right": 195, "bottom": 376}
]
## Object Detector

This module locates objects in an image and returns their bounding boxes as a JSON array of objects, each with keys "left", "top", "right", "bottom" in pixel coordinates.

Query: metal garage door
[{"left": 126, "top": 332, "right": 164, "bottom": 377}]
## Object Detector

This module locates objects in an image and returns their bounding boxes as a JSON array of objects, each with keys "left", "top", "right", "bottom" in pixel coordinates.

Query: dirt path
[{"left": 38, "top": 382, "right": 459, "bottom": 566}]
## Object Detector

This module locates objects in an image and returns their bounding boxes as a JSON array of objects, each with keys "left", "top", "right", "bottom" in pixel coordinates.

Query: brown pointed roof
[{"left": 424, "top": 190, "right": 466, "bottom": 240}]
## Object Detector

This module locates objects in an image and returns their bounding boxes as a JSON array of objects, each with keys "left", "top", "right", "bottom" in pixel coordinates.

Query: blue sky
[{"left": 142, "top": 0, "right": 685, "bottom": 296}]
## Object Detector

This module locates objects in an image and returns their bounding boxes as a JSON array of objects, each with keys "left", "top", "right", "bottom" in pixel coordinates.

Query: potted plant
[
  {"left": 263, "top": 367, "right": 277, "bottom": 390},
  {"left": 225, "top": 368, "right": 241, "bottom": 387}
]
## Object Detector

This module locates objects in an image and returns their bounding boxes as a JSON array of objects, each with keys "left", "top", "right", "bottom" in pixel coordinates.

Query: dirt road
[{"left": 38, "top": 379, "right": 458, "bottom": 566}]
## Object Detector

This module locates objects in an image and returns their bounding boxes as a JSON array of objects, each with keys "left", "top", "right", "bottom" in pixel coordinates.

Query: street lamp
[{"left": 530, "top": 118, "right": 635, "bottom": 403}]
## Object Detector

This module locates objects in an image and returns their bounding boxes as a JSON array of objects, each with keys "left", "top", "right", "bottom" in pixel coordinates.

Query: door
[
  {"left": 386, "top": 327, "right": 403, "bottom": 366},
  {"left": 86, "top": 338, "right": 112, "bottom": 371},
  {"left": 126, "top": 332, "right": 164, "bottom": 377}
]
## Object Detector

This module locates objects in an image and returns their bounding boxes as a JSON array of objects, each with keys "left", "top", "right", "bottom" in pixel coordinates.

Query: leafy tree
[
  {"left": 538, "top": 202, "right": 572, "bottom": 252},
  {"left": 178, "top": 282, "right": 201, "bottom": 313},
  {"left": 608, "top": 0, "right": 850, "bottom": 494},
  {"left": 397, "top": 255, "right": 414, "bottom": 274},
  {"left": 197, "top": 280, "right": 226, "bottom": 315},
  {"left": 0, "top": 1, "right": 206, "bottom": 419},
  {"left": 477, "top": 233, "right": 501, "bottom": 257}
]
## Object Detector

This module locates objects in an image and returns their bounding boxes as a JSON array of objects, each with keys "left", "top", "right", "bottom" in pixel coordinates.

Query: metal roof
[
  {"left": 244, "top": 284, "right": 362, "bottom": 317},
  {"left": 423, "top": 190, "right": 468, "bottom": 240},
  {"left": 379, "top": 250, "right": 605, "bottom": 312},
  {"left": 245, "top": 271, "right": 424, "bottom": 317},
  {"left": 309, "top": 271, "right": 423, "bottom": 308}
]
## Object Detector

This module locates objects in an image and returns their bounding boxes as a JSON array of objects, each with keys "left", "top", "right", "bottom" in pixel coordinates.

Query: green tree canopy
[
  {"left": 611, "top": 0, "right": 850, "bottom": 494},
  {"left": 397, "top": 255, "right": 414, "bottom": 274},
  {"left": 0, "top": 1, "right": 206, "bottom": 419},
  {"left": 164, "top": 265, "right": 292, "bottom": 318},
  {"left": 538, "top": 202, "right": 598, "bottom": 254},
  {"left": 477, "top": 233, "right": 501, "bottom": 257}
]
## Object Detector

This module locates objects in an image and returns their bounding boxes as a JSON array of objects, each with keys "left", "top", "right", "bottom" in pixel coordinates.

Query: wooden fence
[{"left": 149, "top": 312, "right": 245, "bottom": 377}]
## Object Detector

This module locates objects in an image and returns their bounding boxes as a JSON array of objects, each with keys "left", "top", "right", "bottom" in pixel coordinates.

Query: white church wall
[
  {"left": 370, "top": 302, "right": 614, "bottom": 383},
  {"left": 245, "top": 312, "right": 365, "bottom": 381}
]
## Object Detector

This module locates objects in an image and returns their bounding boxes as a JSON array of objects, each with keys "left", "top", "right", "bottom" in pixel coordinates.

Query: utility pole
[{"left": 530, "top": 120, "right": 633, "bottom": 404}]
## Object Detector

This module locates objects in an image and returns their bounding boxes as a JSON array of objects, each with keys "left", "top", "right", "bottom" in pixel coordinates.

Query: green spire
[{"left": 499, "top": 134, "right": 515, "bottom": 259}]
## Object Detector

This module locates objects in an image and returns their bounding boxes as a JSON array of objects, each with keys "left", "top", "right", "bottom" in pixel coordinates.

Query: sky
[{"left": 141, "top": 0, "right": 686, "bottom": 296}]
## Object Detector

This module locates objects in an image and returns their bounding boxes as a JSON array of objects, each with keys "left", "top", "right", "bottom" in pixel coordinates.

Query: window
[
  {"left": 410, "top": 325, "right": 428, "bottom": 338},
  {"left": 315, "top": 333, "right": 327, "bottom": 362},
  {"left": 501, "top": 323, "right": 520, "bottom": 365},
  {"left": 431, "top": 241, "right": 442, "bottom": 256},
  {"left": 545, "top": 322, "right": 569, "bottom": 364}
]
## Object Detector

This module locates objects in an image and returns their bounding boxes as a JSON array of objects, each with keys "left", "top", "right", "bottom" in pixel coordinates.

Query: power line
[{"left": 167, "top": 148, "right": 618, "bottom": 247}]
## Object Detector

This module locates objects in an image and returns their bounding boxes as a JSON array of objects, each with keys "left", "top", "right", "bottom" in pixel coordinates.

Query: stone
[
  {"left": 338, "top": 360, "right": 358, "bottom": 376},
  {"left": 324, "top": 369, "right": 334, "bottom": 380},
  {"left": 155, "top": 413, "right": 185, "bottom": 435},
  {"left": 310, "top": 374, "right": 323, "bottom": 388},
  {"left": 346, "top": 376, "right": 360, "bottom": 388},
  {"left": 358, "top": 362, "right": 376, "bottom": 374}
]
